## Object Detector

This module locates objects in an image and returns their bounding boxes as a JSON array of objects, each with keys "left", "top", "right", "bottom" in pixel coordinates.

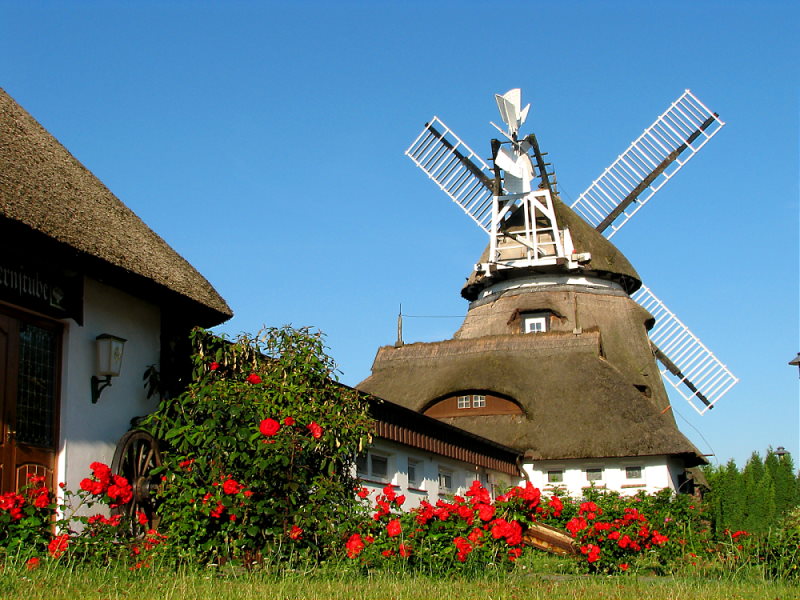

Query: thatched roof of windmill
[
  {"left": 462, "top": 196, "right": 641, "bottom": 301},
  {"left": 358, "top": 331, "right": 705, "bottom": 466},
  {"left": 0, "top": 88, "right": 232, "bottom": 326}
]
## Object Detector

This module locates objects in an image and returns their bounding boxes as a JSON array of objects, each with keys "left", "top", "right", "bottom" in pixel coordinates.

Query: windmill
[{"left": 404, "top": 88, "right": 738, "bottom": 416}]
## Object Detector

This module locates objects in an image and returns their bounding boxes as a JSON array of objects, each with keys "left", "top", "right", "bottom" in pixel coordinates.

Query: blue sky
[{"left": 2, "top": 0, "right": 797, "bottom": 467}]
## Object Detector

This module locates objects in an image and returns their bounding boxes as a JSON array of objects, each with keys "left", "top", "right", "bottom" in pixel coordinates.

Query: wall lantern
[{"left": 91, "top": 334, "right": 126, "bottom": 403}]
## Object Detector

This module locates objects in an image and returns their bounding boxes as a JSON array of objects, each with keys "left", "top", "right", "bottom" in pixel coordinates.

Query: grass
[{"left": 0, "top": 559, "right": 795, "bottom": 600}]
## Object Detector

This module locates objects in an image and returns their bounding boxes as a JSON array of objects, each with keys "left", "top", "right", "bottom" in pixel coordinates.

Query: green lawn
[{"left": 1, "top": 565, "right": 795, "bottom": 600}]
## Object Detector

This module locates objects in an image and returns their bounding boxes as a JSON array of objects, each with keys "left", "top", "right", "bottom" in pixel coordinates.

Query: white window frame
[
  {"left": 547, "top": 469, "right": 563, "bottom": 483},
  {"left": 586, "top": 468, "right": 603, "bottom": 482},
  {"left": 357, "top": 451, "right": 390, "bottom": 482},
  {"left": 407, "top": 458, "right": 423, "bottom": 488},
  {"left": 438, "top": 469, "right": 453, "bottom": 493},
  {"left": 522, "top": 312, "right": 549, "bottom": 334},
  {"left": 472, "top": 394, "right": 486, "bottom": 408},
  {"left": 625, "top": 466, "right": 643, "bottom": 480},
  {"left": 457, "top": 395, "right": 471, "bottom": 409}
]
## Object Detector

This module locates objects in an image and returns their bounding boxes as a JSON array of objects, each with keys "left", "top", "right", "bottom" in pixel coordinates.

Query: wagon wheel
[{"left": 111, "top": 430, "right": 163, "bottom": 533}]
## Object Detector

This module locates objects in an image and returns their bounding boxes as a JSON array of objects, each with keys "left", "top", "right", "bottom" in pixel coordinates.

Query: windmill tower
[{"left": 357, "top": 89, "right": 738, "bottom": 496}]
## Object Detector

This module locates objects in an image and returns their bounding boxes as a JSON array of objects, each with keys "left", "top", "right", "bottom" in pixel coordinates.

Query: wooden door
[{"left": 0, "top": 310, "right": 60, "bottom": 493}]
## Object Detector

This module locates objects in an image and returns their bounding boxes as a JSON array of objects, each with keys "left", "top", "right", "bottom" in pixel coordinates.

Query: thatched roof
[
  {"left": 358, "top": 332, "right": 705, "bottom": 467},
  {"left": 0, "top": 88, "right": 232, "bottom": 326},
  {"left": 462, "top": 196, "right": 641, "bottom": 301}
]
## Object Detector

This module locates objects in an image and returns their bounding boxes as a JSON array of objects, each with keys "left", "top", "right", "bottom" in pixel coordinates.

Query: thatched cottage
[
  {"left": 0, "top": 87, "right": 232, "bottom": 493},
  {"left": 358, "top": 198, "right": 707, "bottom": 497}
]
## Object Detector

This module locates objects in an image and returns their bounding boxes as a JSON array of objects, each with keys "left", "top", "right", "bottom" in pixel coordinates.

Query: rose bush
[
  {"left": 0, "top": 466, "right": 159, "bottom": 566},
  {"left": 141, "top": 326, "right": 373, "bottom": 564}
]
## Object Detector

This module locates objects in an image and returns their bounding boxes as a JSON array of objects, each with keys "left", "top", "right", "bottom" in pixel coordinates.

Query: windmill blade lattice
[
  {"left": 406, "top": 117, "right": 495, "bottom": 232},
  {"left": 632, "top": 285, "right": 738, "bottom": 415},
  {"left": 571, "top": 90, "right": 724, "bottom": 239}
]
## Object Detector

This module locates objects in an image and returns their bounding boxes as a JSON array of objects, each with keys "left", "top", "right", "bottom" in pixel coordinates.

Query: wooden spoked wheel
[{"left": 111, "top": 430, "right": 163, "bottom": 533}]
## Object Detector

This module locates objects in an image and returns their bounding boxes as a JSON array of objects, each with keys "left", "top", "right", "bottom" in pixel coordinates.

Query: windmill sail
[
  {"left": 632, "top": 285, "right": 738, "bottom": 415},
  {"left": 406, "top": 117, "right": 496, "bottom": 232},
  {"left": 570, "top": 90, "right": 724, "bottom": 239}
]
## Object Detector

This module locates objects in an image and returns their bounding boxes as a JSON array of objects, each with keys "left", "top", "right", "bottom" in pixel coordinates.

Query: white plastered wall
[
  {"left": 520, "top": 455, "right": 682, "bottom": 498},
  {"left": 355, "top": 438, "right": 516, "bottom": 509},
  {"left": 57, "top": 277, "right": 161, "bottom": 492}
]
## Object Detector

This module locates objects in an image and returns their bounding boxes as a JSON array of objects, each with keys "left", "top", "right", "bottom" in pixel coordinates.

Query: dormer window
[{"left": 522, "top": 312, "right": 549, "bottom": 333}]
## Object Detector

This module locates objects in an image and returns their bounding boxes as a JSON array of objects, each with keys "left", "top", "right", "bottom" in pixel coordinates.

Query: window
[
  {"left": 586, "top": 468, "right": 603, "bottom": 482},
  {"left": 438, "top": 469, "right": 453, "bottom": 492},
  {"left": 457, "top": 394, "right": 486, "bottom": 409},
  {"left": 408, "top": 458, "right": 422, "bottom": 488},
  {"left": 547, "top": 470, "right": 563, "bottom": 483},
  {"left": 626, "top": 466, "right": 642, "bottom": 480},
  {"left": 522, "top": 312, "right": 549, "bottom": 334},
  {"left": 356, "top": 451, "right": 389, "bottom": 481}
]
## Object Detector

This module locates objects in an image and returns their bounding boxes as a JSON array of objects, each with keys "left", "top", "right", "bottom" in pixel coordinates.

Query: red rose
[
  {"left": 210, "top": 361, "right": 219, "bottom": 371},
  {"left": 307, "top": 422, "right": 323, "bottom": 439},
  {"left": 399, "top": 543, "right": 411, "bottom": 558},
  {"left": 345, "top": 533, "right": 365, "bottom": 558},
  {"left": 80, "top": 478, "right": 103, "bottom": 495},
  {"left": 548, "top": 495, "right": 564, "bottom": 517},
  {"left": 246, "top": 373, "right": 261, "bottom": 384},
  {"left": 26, "top": 557, "right": 40, "bottom": 570},
  {"left": 477, "top": 503, "right": 495, "bottom": 522},
  {"left": 259, "top": 418, "right": 281, "bottom": 436},
  {"left": 33, "top": 491, "right": 49, "bottom": 508},
  {"left": 223, "top": 479, "right": 244, "bottom": 495},
  {"left": 566, "top": 517, "right": 588, "bottom": 537},
  {"left": 283, "top": 417, "right": 296, "bottom": 426},
  {"left": 48, "top": 534, "right": 69, "bottom": 558},
  {"left": 619, "top": 563, "right": 629, "bottom": 571},
  {"left": 383, "top": 483, "right": 396, "bottom": 501},
  {"left": 90, "top": 462, "right": 112, "bottom": 486},
  {"left": 387, "top": 519, "right": 402, "bottom": 537},
  {"left": 357, "top": 487, "right": 369, "bottom": 499},
  {"left": 289, "top": 525, "right": 303, "bottom": 540},
  {"left": 466, "top": 480, "right": 491, "bottom": 505},
  {"left": 107, "top": 475, "right": 134, "bottom": 506}
]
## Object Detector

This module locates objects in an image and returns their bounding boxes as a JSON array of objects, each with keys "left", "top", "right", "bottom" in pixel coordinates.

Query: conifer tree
[
  {"left": 717, "top": 459, "right": 745, "bottom": 532},
  {"left": 743, "top": 451, "right": 769, "bottom": 532},
  {"left": 769, "top": 449, "right": 799, "bottom": 519}
]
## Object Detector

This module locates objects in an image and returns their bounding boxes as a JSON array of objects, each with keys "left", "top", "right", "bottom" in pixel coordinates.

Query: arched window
[{"left": 423, "top": 391, "right": 523, "bottom": 419}]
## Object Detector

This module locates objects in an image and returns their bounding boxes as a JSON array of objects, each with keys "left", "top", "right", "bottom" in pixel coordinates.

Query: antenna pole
[{"left": 395, "top": 305, "right": 404, "bottom": 347}]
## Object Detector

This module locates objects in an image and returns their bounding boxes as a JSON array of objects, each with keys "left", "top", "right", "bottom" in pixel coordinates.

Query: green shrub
[{"left": 142, "top": 326, "right": 372, "bottom": 564}]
